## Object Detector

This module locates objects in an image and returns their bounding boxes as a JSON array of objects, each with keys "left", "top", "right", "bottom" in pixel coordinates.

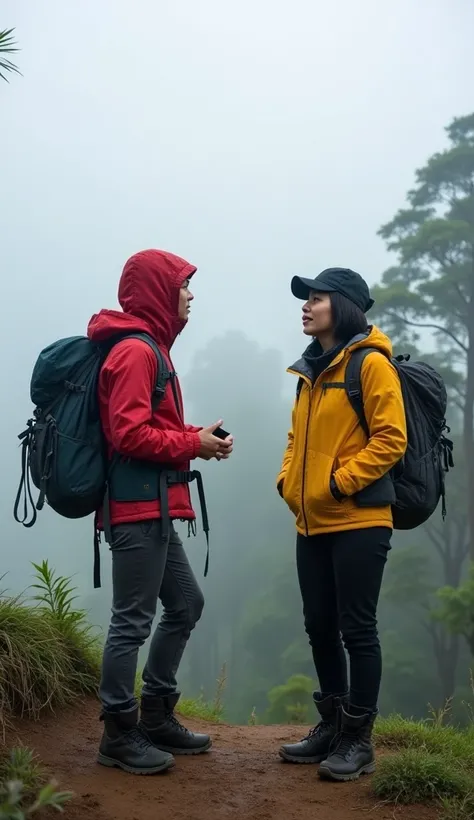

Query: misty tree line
[{"left": 84, "top": 113, "right": 474, "bottom": 725}]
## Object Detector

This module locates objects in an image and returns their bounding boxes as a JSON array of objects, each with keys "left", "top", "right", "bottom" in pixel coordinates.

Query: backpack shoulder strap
[
  {"left": 112, "top": 332, "right": 171, "bottom": 410},
  {"left": 345, "top": 347, "right": 383, "bottom": 437},
  {"left": 296, "top": 377, "right": 304, "bottom": 402}
]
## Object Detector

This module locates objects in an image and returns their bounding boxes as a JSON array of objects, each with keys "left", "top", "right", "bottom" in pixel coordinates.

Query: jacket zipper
[
  {"left": 301, "top": 390, "right": 312, "bottom": 536},
  {"left": 299, "top": 358, "right": 343, "bottom": 537}
]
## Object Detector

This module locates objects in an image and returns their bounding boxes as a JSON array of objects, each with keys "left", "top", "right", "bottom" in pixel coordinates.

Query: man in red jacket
[{"left": 87, "top": 249, "right": 232, "bottom": 775}]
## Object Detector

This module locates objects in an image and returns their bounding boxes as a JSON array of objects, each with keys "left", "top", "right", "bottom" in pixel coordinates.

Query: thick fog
[{"left": 1, "top": 0, "right": 473, "bottom": 721}]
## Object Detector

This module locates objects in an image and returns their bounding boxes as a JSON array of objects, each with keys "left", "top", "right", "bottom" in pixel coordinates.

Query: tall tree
[
  {"left": 372, "top": 112, "right": 474, "bottom": 554},
  {"left": 0, "top": 28, "right": 21, "bottom": 82}
]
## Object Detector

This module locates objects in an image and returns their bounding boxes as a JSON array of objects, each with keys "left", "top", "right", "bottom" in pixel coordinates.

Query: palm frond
[{"left": 0, "top": 27, "right": 22, "bottom": 82}]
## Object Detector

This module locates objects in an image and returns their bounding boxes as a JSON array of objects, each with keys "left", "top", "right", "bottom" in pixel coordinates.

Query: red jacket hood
[{"left": 87, "top": 249, "right": 197, "bottom": 349}]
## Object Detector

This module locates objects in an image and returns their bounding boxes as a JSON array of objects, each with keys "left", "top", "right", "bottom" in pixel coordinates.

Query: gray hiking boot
[
  {"left": 139, "top": 694, "right": 212, "bottom": 755},
  {"left": 318, "top": 704, "right": 377, "bottom": 781},
  {"left": 279, "top": 693, "right": 347, "bottom": 764},
  {"left": 97, "top": 706, "right": 175, "bottom": 775}
]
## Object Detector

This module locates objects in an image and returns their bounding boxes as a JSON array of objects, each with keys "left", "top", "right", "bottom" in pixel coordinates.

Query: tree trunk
[
  {"left": 430, "top": 623, "right": 460, "bottom": 706},
  {"left": 467, "top": 271, "right": 474, "bottom": 559}
]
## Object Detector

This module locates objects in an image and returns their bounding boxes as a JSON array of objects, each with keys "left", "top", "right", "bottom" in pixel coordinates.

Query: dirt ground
[{"left": 9, "top": 697, "right": 439, "bottom": 820}]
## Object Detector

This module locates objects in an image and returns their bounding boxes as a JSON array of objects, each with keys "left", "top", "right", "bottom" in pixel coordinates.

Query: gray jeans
[{"left": 99, "top": 520, "right": 204, "bottom": 712}]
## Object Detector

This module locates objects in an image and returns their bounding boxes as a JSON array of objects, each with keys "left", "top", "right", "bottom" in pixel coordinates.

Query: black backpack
[
  {"left": 13, "top": 333, "right": 172, "bottom": 587},
  {"left": 345, "top": 349, "right": 454, "bottom": 529},
  {"left": 14, "top": 331, "right": 210, "bottom": 587},
  {"left": 14, "top": 332, "right": 169, "bottom": 529}
]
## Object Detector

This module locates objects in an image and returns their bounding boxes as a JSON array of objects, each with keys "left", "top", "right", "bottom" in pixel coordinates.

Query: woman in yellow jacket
[{"left": 278, "top": 267, "right": 407, "bottom": 782}]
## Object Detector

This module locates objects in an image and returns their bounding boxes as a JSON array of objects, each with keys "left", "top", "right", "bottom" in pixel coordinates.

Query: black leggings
[{"left": 296, "top": 527, "right": 390, "bottom": 711}]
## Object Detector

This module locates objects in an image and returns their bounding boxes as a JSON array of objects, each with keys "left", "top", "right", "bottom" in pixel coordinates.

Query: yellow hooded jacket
[{"left": 277, "top": 326, "right": 408, "bottom": 535}]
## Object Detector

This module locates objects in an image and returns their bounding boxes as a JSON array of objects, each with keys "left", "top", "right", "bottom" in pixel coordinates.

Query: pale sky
[{"left": 1, "top": 0, "right": 473, "bottom": 588}]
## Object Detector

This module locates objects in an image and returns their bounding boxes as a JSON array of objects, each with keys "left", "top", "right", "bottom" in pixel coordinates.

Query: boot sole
[
  {"left": 152, "top": 740, "right": 212, "bottom": 756},
  {"left": 97, "top": 753, "right": 175, "bottom": 775},
  {"left": 318, "top": 761, "right": 376, "bottom": 782},
  {"left": 279, "top": 749, "right": 326, "bottom": 764}
]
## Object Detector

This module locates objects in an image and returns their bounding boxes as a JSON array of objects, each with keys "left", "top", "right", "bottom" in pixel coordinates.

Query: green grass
[
  {"left": 0, "top": 561, "right": 101, "bottom": 734},
  {"left": 134, "top": 664, "right": 227, "bottom": 723},
  {"left": 0, "top": 561, "right": 100, "bottom": 816},
  {"left": 373, "top": 709, "right": 474, "bottom": 817},
  {"left": 178, "top": 694, "right": 224, "bottom": 723},
  {"left": 373, "top": 749, "right": 474, "bottom": 804},
  {"left": 0, "top": 747, "right": 73, "bottom": 818},
  {"left": 441, "top": 794, "right": 474, "bottom": 820},
  {"left": 0, "top": 748, "right": 43, "bottom": 796},
  {"left": 375, "top": 713, "right": 474, "bottom": 768}
]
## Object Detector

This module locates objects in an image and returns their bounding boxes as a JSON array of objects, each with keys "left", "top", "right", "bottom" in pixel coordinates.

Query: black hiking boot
[
  {"left": 97, "top": 706, "right": 175, "bottom": 775},
  {"left": 279, "top": 693, "right": 347, "bottom": 764},
  {"left": 139, "top": 694, "right": 212, "bottom": 755},
  {"left": 318, "top": 704, "right": 377, "bottom": 781}
]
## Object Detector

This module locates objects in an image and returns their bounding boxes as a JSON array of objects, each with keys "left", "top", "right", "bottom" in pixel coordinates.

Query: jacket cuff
[
  {"left": 186, "top": 424, "right": 203, "bottom": 434},
  {"left": 330, "top": 475, "right": 345, "bottom": 502},
  {"left": 188, "top": 432, "right": 201, "bottom": 459}
]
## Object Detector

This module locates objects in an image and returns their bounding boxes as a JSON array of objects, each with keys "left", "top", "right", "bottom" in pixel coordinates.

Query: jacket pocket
[
  {"left": 353, "top": 472, "right": 396, "bottom": 508},
  {"left": 280, "top": 463, "right": 301, "bottom": 519},
  {"left": 305, "top": 452, "right": 350, "bottom": 521}
]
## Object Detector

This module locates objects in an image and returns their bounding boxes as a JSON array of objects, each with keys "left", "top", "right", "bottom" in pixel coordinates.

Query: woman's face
[{"left": 302, "top": 291, "right": 333, "bottom": 337}]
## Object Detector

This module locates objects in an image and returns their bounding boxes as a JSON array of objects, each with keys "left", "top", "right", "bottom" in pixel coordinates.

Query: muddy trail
[{"left": 11, "top": 698, "right": 438, "bottom": 820}]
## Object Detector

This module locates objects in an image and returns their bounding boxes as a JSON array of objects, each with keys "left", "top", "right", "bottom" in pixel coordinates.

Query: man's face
[{"left": 178, "top": 278, "right": 194, "bottom": 321}]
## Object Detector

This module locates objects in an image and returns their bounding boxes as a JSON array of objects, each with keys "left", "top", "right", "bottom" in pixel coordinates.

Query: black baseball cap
[{"left": 291, "top": 267, "right": 374, "bottom": 313}]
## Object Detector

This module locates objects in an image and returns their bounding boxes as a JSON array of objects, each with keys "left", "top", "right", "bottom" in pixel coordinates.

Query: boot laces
[
  {"left": 168, "top": 711, "right": 191, "bottom": 736},
  {"left": 126, "top": 727, "right": 154, "bottom": 750},
  {"left": 330, "top": 731, "right": 357, "bottom": 760},
  {"left": 305, "top": 720, "right": 329, "bottom": 741}
]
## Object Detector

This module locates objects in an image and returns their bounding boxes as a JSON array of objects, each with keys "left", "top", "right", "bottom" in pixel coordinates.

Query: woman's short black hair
[{"left": 329, "top": 291, "right": 368, "bottom": 343}]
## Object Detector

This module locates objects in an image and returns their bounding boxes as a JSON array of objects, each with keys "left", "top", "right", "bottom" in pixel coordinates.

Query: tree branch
[
  {"left": 424, "top": 521, "right": 446, "bottom": 558},
  {"left": 385, "top": 311, "right": 468, "bottom": 353}
]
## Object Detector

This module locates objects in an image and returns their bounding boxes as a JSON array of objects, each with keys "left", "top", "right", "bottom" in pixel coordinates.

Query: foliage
[
  {"left": 441, "top": 793, "right": 474, "bottom": 820},
  {"left": 0, "top": 562, "right": 101, "bottom": 732},
  {"left": 0, "top": 29, "right": 21, "bottom": 82},
  {"left": 178, "top": 695, "right": 224, "bottom": 723},
  {"left": 0, "top": 777, "right": 72, "bottom": 818},
  {"left": 372, "top": 112, "right": 474, "bottom": 708},
  {"left": 0, "top": 748, "right": 73, "bottom": 817},
  {"left": 373, "top": 111, "right": 474, "bottom": 555},
  {"left": 435, "top": 566, "right": 474, "bottom": 656},
  {"left": 380, "top": 533, "right": 466, "bottom": 708},
  {"left": 0, "top": 750, "right": 42, "bottom": 797},
  {"left": 264, "top": 675, "right": 314, "bottom": 724},
  {"left": 135, "top": 664, "right": 227, "bottom": 723}
]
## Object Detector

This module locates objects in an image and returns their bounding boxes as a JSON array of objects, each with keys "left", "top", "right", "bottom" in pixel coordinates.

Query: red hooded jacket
[{"left": 87, "top": 249, "right": 201, "bottom": 527}]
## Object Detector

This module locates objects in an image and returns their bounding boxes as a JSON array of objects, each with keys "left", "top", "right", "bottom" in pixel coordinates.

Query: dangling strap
[
  {"left": 13, "top": 421, "right": 38, "bottom": 528},
  {"left": 93, "top": 513, "right": 102, "bottom": 589},
  {"left": 193, "top": 470, "right": 210, "bottom": 577},
  {"left": 162, "top": 469, "right": 210, "bottom": 576}
]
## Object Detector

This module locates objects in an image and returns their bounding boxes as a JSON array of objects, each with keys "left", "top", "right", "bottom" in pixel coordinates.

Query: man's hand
[
  {"left": 216, "top": 434, "right": 233, "bottom": 461},
  {"left": 197, "top": 421, "right": 233, "bottom": 461}
]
